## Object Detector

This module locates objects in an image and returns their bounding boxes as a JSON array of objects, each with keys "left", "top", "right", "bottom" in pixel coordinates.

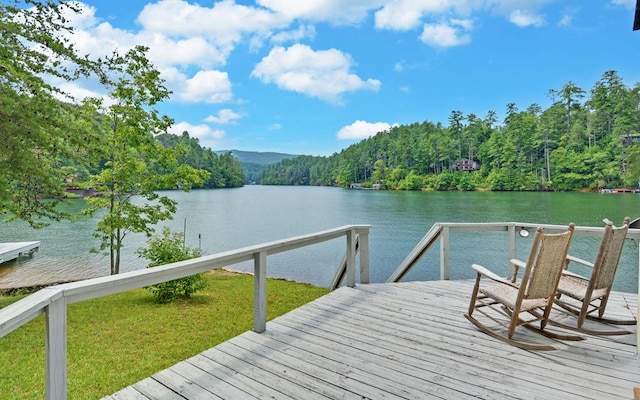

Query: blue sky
[{"left": 61, "top": 1, "right": 639, "bottom": 156}]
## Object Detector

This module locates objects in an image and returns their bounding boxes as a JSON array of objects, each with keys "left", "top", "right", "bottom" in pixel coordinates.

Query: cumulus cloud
[
  {"left": 337, "top": 120, "right": 393, "bottom": 140},
  {"left": 251, "top": 44, "right": 381, "bottom": 103},
  {"left": 145, "top": 34, "right": 227, "bottom": 69},
  {"left": 611, "top": 0, "right": 636, "bottom": 8},
  {"left": 270, "top": 25, "right": 317, "bottom": 44},
  {"left": 509, "top": 9, "right": 546, "bottom": 27},
  {"left": 257, "top": 0, "right": 379, "bottom": 25},
  {"left": 375, "top": 0, "right": 472, "bottom": 31},
  {"left": 170, "top": 121, "right": 226, "bottom": 149},
  {"left": 420, "top": 19, "right": 472, "bottom": 48},
  {"left": 204, "top": 109, "right": 243, "bottom": 124},
  {"left": 137, "top": 0, "right": 284, "bottom": 39},
  {"left": 168, "top": 69, "right": 233, "bottom": 104}
]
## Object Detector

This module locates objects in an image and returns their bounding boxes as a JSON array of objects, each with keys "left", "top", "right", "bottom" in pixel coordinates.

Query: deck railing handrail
[
  {"left": 386, "top": 221, "right": 640, "bottom": 353},
  {"left": 0, "top": 224, "right": 371, "bottom": 400}
]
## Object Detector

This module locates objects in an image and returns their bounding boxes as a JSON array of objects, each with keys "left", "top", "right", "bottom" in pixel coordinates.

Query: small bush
[{"left": 137, "top": 227, "right": 206, "bottom": 303}]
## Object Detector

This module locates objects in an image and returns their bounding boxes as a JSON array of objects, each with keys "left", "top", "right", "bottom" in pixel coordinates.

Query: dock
[
  {"left": 0, "top": 241, "right": 40, "bottom": 264},
  {"left": 104, "top": 280, "right": 639, "bottom": 400}
]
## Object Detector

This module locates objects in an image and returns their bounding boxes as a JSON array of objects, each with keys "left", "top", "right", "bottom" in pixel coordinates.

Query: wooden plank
[
  {"left": 131, "top": 378, "right": 182, "bottom": 400},
  {"left": 198, "top": 346, "right": 330, "bottom": 400},
  {"left": 185, "top": 353, "right": 296, "bottom": 399},
  {"left": 102, "top": 281, "right": 639, "bottom": 400},
  {"left": 288, "top": 286, "right": 637, "bottom": 398},
  {"left": 103, "top": 386, "right": 150, "bottom": 400},
  {"left": 235, "top": 332, "right": 435, "bottom": 400},
  {"left": 152, "top": 368, "right": 226, "bottom": 399},
  {"left": 274, "top": 305, "right": 596, "bottom": 398}
]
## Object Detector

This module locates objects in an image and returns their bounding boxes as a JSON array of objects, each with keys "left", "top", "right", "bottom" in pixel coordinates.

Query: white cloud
[
  {"left": 145, "top": 34, "right": 227, "bottom": 69},
  {"left": 337, "top": 120, "right": 393, "bottom": 140},
  {"left": 420, "top": 20, "right": 472, "bottom": 48},
  {"left": 257, "top": 0, "right": 381, "bottom": 25},
  {"left": 509, "top": 9, "right": 546, "bottom": 27},
  {"left": 558, "top": 15, "right": 573, "bottom": 27},
  {"left": 270, "top": 25, "right": 317, "bottom": 44},
  {"left": 375, "top": 0, "right": 471, "bottom": 31},
  {"left": 137, "top": 0, "right": 284, "bottom": 39},
  {"left": 167, "top": 69, "right": 233, "bottom": 104},
  {"left": 204, "top": 109, "right": 243, "bottom": 124},
  {"left": 611, "top": 0, "right": 636, "bottom": 8},
  {"left": 170, "top": 121, "right": 226, "bottom": 149},
  {"left": 251, "top": 44, "right": 381, "bottom": 103}
]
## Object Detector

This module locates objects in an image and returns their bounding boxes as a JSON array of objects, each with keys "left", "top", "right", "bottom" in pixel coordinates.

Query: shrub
[{"left": 137, "top": 227, "right": 207, "bottom": 303}]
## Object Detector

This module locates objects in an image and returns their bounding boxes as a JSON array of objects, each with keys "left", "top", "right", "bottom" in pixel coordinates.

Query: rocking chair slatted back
[
  {"left": 592, "top": 217, "right": 630, "bottom": 291},
  {"left": 523, "top": 228, "right": 575, "bottom": 300}
]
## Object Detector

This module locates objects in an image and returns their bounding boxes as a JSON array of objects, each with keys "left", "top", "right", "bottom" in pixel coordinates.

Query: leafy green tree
[
  {"left": 137, "top": 227, "right": 206, "bottom": 303},
  {"left": 259, "top": 73, "right": 639, "bottom": 192},
  {"left": 1, "top": 1, "right": 101, "bottom": 226},
  {"left": 85, "top": 46, "right": 208, "bottom": 275}
]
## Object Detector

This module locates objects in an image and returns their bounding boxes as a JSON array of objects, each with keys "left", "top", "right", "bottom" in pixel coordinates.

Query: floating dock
[{"left": 0, "top": 241, "right": 40, "bottom": 264}]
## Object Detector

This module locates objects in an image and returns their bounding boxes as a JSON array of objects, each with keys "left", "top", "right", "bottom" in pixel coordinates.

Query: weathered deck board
[{"left": 104, "top": 281, "right": 639, "bottom": 400}]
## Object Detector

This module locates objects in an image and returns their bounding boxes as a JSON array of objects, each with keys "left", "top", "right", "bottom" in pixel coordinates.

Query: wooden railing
[
  {"left": 386, "top": 221, "right": 640, "bottom": 351},
  {"left": 0, "top": 224, "right": 371, "bottom": 400}
]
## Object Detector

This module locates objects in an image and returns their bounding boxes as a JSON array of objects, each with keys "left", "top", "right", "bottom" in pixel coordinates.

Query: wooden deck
[
  {"left": 104, "top": 280, "right": 639, "bottom": 400},
  {"left": 0, "top": 241, "right": 40, "bottom": 264}
]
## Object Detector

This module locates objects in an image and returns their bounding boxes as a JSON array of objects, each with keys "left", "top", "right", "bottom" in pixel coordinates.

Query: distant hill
[
  {"left": 217, "top": 150, "right": 298, "bottom": 165},
  {"left": 216, "top": 150, "right": 298, "bottom": 183}
]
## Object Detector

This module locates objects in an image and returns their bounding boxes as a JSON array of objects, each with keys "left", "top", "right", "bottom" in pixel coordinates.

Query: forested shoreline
[{"left": 261, "top": 70, "right": 640, "bottom": 192}]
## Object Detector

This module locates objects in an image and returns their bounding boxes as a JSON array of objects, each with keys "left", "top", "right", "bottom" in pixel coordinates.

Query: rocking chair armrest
[
  {"left": 509, "top": 259, "right": 527, "bottom": 282},
  {"left": 566, "top": 255, "right": 594, "bottom": 269},
  {"left": 561, "top": 269, "right": 590, "bottom": 281},
  {"left": 472, "top": 264, "right": 519, "bottom": 289}
]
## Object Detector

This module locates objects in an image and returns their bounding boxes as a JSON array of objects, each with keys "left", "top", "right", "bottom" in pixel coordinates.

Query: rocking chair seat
[
  {"left": 481, "top": 285, "right": 548, "bottom": 311},
  {"left": 556, "top": 275, "right": 609, "bottom": 303}
]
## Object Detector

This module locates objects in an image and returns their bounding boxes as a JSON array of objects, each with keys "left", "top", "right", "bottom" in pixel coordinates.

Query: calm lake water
[{"left": 1, "top": 186, "right": 639, "bottom": 292}]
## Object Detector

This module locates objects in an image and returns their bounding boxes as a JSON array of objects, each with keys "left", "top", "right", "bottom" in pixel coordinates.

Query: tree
[
  {"left": 448, "top": 110, "right": 464, "bottom": 160},
  {"left": 84, "top": 46, "right": 208, "bottom": 275},
  {"left": 1, "top": 1, "right": 102, "bottom": 226}
]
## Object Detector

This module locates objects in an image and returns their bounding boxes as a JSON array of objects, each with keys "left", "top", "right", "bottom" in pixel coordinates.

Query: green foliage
[
  {"left": 260, "top": 71, "right": 640, "bottom": 192},
  {"left": 84, "top": 46, "right": 208, "bottom": 274},
  {"left": 137, "top": 227, "right": 206, "bottom": 303},
  {"left": 0, "top": 1, "right": 103, "bottom": 226},
  {"left": 156, "top": 133, "right": 245, "bottom": 188}
]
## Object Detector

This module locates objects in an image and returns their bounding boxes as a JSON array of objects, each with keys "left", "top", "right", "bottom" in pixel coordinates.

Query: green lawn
[{"left": 0, "top": 270, "right": 329, "bottom": 399}]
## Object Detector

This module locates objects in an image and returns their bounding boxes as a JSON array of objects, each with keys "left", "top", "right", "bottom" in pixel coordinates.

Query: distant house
[
  {"left": 454, "top": 158, "right": 480, "bottom": 171},
  {"left": 622, "top": 134, "right": 640, "bottom": 146}
]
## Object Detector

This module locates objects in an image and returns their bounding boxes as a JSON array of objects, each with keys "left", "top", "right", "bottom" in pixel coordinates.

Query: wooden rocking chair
[
  {"left": 465, "top": 224, "right": 580, "bottom": 350},
  {"left": 553, "top": 217, "right": 634, "bottom": 335}
]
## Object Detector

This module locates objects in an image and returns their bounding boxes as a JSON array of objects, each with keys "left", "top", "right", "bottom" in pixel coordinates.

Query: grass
[{"left": 0, "top": 269, "right": 329, "bottom": 399}]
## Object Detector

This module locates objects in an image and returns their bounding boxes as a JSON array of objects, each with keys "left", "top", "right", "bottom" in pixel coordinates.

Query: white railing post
[
  {"left": 508, "top": 224, "right": 516, "bottom": 276},
  {"left": 253, "top": 250, "right": 267, "bottom": 333},
  {"left": 346, "top": 229, "right": 357, "bottom": 287},
  {"left": 45, "top": 297, "right": 67, "bottom": 400},
  {"left": 358, "top": 229, "right": 370, "bottom": 284},
  {"left": 440, "top": 226, "right": 450, "bottom": 280}
]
